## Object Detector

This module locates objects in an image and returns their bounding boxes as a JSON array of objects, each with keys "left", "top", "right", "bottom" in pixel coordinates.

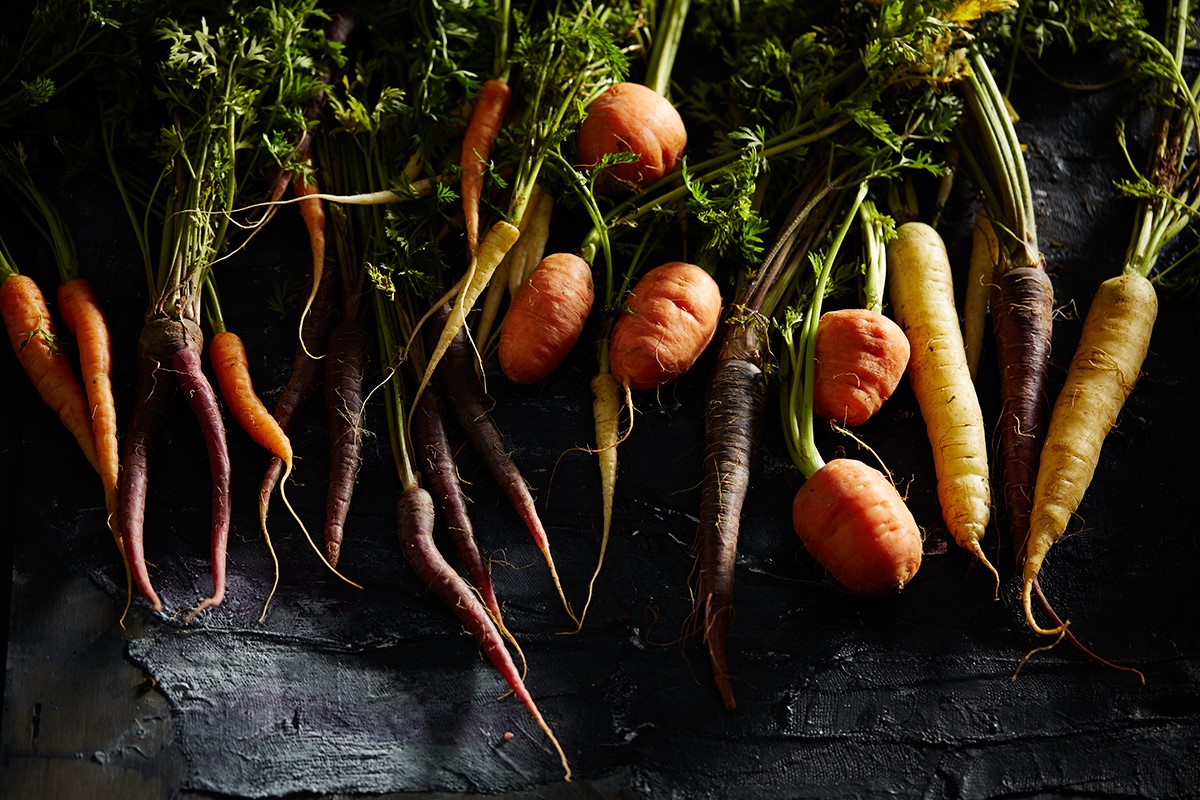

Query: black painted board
[{"left": 4, "top": 45, "right": 1200, "bottom": 800}]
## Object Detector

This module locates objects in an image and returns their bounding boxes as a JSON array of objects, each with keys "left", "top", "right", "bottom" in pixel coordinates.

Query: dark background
[{"left": 4, "top": 38, "right": 1200, "bottom": 800}]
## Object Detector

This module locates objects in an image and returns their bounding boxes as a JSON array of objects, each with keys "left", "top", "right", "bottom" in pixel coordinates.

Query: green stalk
[{"left": 781, "top": 182, "right": 868, "bottom": 479}]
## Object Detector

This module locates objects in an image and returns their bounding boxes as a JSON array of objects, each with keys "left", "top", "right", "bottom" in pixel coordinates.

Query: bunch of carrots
[{"left": 6, "top": 0, "right": 1198, "bottom": 783}]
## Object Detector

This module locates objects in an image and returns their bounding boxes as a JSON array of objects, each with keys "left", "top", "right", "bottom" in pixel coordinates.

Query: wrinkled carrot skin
[
  {"left": 576, "top": 82, "right": 688, "bottom": 190},
  {"left": 499, "top": 252, "right": 594, "bottom": 385},
  {"left": 211, "top": 331, "right": 292, "bottom": 465},
  {"left": 396, "top": 485, "right": 571, "bottom": 782},
  {"left": 609, "top": 262, "right": 723, "bottom": 391},
  {"left": 792, "top": 458, "right": 923, "bottom": 597},
  {"left": 696, "top": 321, "right": 767, "bottom": 711},
  {"left": 1023, "top": 272, "right": 1158, "bottom": 633},
  {"left": 57, "top": 278, "right": 119, "bottom": 518},
  {"left": 411, "top": 385, "right": 503, "bottom": 625},
  {"left": 120, "top": 347, "right": 176, "bottom": 613},
  {"left": 2, "top": 274, "right": 100, "bottom": 473},
  {"left": 812, "top": 308, "right": 909, "bottom": 427},
  {"left": 323, "top": 317, "right": 371, "bottom": 568},
  {"left": 461, "top": 78, "right": 512, "bottom": 256}
]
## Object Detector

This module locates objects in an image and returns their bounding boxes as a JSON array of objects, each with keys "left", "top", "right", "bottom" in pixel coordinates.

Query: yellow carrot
[
  {"left": 887, "top": 221, "right": 999, "bottom": 590},
  {"left": 964, "top": 211, "right": 998, "bottom": 381},
  {"left": 1021, "top": 272, "right": 1157, "bottom": 634}
]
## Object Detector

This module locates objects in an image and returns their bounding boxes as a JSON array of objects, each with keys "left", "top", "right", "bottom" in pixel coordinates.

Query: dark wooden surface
[{"left": 4, "top": 35, "right": 1200, "bottom": 800}]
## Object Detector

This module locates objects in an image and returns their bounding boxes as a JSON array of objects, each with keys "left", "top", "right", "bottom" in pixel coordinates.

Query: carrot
[
  {"left": 119, "top": 345, "right": 177, "bottom": 615},
  {"left": 396, "top": 485, "right": 571, "bottom": 782},
  {"left": 963, "top": 211, "right": 998, "bottom": 381},
  {"left": 577, "top": 370, "right": 624, "bottom": 630},
  {"left": 121, "top": 317, "right": 231, "bottom": 617},
  {"left": 411, "top": 384, "right": 504, "bottom": 627},
  {"left": 413, "top": 219, "right": 519, "bottom": 412},
  {"left": 1, "top": 273, "right": 100, "bottom": 474},
  {"left": 56, "top": 278, "right": 119, "bottom": 521},
  {"left": 1021, "top": 272, "right": 1157, "bottom": 633},
  {"left": 812, "top": 307, "right": 909, "bottom": 427},
  {"left": 785, "top": 184, "right": 922, "bottom": 597},
  {"left": 461, "top": 78, "right": 512, "bottom": 257},
  {"left": 258, "top": 236, "right": 339, "bottom": 539},
  {"left": 434, "top": 305, "right": 575, "bottom": 622},
  {"left": 792, "top": 458, "right": 923, "bottom": 596},
  {"left": 886, "top": 221, "right": 999, "bottom": 589},
  {"left": 695, "top": 324, "right": 767, "bottom": 709},
  {"left": 498, "top": 252, "right": 594, "bottom": 385},
  {"left": 608, "top": 261, "right": 722, "bottom": 391},
  {"left": 323, "top": 317, "right": 372, "bottom": 568},
  {"left": 210, "top": 329, "right": 296, "bottom": 620},
  {"left": 576, "top": 82, "right": 688, "bottom": 191}
]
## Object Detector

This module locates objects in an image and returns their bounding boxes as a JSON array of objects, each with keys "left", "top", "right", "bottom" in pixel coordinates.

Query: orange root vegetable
[
  {"left": 210, "top": 330, "right": 296, "bottom": 618},
  {"left": 461, "top": 78, "right": 512, "bottom": 256},
  {"left": 609, "top": 262, "right": 722, "bottom": 391},
  {"left": 812, "top": 308, "right": 909, "bottom": 427},
  {"left": 499, "top": 253, "right": 594, "bottom": 384},
  {"left": 1, "top": 273, "right": 100, "bottom": 474},
  {"left": 792, "top": 458, "right": 923, "bottom": 596},
  {"left": 576, "top": 82, "right": 687, "bottom": 190},
  {"left": 56, "top": 277, "right": 119, "bottom": 520},
  {"left": 886, "top": 222, "right": 998, "bottom": 588},
  {"left": 1022, "top": 272, "right": 1157, "bottom": 634}
]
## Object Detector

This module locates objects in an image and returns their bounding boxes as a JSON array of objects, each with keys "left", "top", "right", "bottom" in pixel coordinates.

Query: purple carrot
[
  {"left": 396, "top": 485, "right": 570, "bottom": 781},
  {"left": 120, "top": 316, "right": 231, "bottom": 618},
  {"left": 433, "top": 304, "right": 574, "bottom": 621},
  {"left": 696, "top": 321, "right": 768, "bottom": 710},
  {"left": 323, "top": 316, "right": 371, "bottom": 567},
  {"left": 411, "top": 384, "right": 504, "bottom": 625},
  {"left": 119, "top": 346, "right": 177, "bottom": 614},
  {"left": 258, "top": 255, "right": 340, "bottom": 527}
]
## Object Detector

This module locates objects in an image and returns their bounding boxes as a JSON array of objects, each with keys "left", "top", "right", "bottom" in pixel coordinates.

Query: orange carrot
[
  {"left": 461, "top": 78, "right": 512, "bottom": 256},
  {"left": 210, "top": 329, "right": 295, "bottom": 619},
  {"left": 56, "top": 277, "right": 119, "bottom": 520},
  {"left": 1, "top": 273, "right": 100, "bottom": 474}
]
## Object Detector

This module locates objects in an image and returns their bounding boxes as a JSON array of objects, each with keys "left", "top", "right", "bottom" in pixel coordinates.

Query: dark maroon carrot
[
  {"left": 396, "top": 485, "right": 570, "bottom": 781},
  {"left": 696, "top": 321, "right": 768, "bottom": 710},
  {"left": 120, "top": 317, "right": 230, "bottom": 619},
  {"left": 258, "top": 214, "right": 340, "bottom": 531},
  {"left": 120, "top": 346, "right": 177, "bottom": 616},
  {"left": 432, "top": 304, "right": 574, "bottom": 622},
  {"left": 323, "top": 316, "right": 371, "bottom": 567},
  {"left": 411, "top": 384, "right": 504, "bottom": 626}
]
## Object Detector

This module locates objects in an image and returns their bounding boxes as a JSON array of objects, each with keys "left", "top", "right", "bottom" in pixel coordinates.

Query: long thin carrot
[
  {"left": 56, "top": 278, "right": 119, "bottom": 518},
  {"left": 210, "top": 328, "right": 293, "bottom": 621},
  {"left": 0, "top": 272, "right": 100, "bottom": 474},
  {"left": 887, "top": 221, "right": 999, "bottom": 589},
  {"left": 461, "top": 78, "right": 512, "bottom": 257},
  {"left": 1022, "top": 272, "right": 1157, "bottom": 634}
]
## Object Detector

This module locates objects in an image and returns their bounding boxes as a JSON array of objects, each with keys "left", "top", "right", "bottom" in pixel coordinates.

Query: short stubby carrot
[
  {"left": 792, "top": 458, "right": 923, "bottom": 596},
  {"left": 2, "top": 274, "right": 100, "bottom": 474},
  {"left": 812, "top": 307, "right": 910, "bottom": 427},
  {"left": 499, "top": 252, "right": 594, "bottom": 385}
]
